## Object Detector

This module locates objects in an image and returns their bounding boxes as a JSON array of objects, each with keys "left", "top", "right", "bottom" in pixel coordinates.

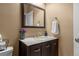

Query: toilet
[{"left": 0, "top": 46, "right": 13, "bottom": 56}]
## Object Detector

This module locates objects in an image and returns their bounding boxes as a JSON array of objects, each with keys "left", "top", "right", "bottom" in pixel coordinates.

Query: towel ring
[
  {"left": 55, "top": 17, "right": 58, "bottom": 20},
  {"left": 52, "top": 17, "right": 59, "bottom": 22}
]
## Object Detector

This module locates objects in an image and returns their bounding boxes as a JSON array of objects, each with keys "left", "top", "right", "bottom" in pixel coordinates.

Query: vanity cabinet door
[
  {"left": 30, "top": 44, "right": 42, "bottom": 56},
  {"left": 42, "top": 41, "right": 51, "bottom": 56},
  {"left": 51, "top": 40, "right": 58, "bottom": 56},
  {"left": 19, "top": 41, "right": 28, "bottom": 56}
]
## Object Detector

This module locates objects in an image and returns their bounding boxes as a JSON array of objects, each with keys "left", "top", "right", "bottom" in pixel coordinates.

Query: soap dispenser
[{"left": 44, "top": 30, "right": 48, "bottom": 36}]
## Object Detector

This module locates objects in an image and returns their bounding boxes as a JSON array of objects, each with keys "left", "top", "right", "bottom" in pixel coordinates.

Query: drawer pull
[
  {"left": 34, "top": 49, "right": 40, "bottom": 52},
  {"left": 46, "top": 45, "right": 50, "bottom": 48},
  {"left": 53, "top": 43, "right": 56, "bottom": 45}
]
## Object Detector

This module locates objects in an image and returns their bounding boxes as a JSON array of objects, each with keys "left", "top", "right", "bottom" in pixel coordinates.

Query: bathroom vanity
[
  {"left": 19, "top": 36, "right": 58, "bottom": 56},
  {"left": 20, "top": 4, "right": 59, "bottom": 56}
]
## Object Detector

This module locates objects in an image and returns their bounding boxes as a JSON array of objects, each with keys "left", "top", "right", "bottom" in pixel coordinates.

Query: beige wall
[
  {"left": 31, "top": 3, "right": 46, "bottom": 9},
  {"left": 0, "top": 4, "right": 21, "bottom": 56},
  {"left": 46, "top": 3, "right": 73, "bottom": 56}
]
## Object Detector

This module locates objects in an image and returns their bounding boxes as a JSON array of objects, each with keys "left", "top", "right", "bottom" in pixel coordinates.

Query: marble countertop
[{"left": 20, "top": 36, "right": 58, "bottom": 46}]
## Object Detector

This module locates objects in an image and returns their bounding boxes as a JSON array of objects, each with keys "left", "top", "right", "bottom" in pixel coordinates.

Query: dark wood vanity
[{"left": 19, "top": 39, "right": 58, "bottom": 56}]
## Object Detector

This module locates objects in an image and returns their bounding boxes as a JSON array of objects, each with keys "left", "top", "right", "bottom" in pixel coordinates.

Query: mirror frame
[{"left": 21, "top": 3, "right": 46, "bottom": 28}]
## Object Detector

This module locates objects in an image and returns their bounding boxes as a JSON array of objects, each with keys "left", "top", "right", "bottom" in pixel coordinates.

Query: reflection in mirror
[{"left": 21, "top": 3, "right": 45, "bottom": 28}]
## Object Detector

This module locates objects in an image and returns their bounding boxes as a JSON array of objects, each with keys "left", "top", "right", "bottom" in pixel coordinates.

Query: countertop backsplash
[{"left": 25, "top": 28, "right": 45, "bottom": 37}]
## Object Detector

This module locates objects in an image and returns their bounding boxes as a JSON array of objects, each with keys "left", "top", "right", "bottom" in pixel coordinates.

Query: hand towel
[{"left": 51, "top": 19, "right": 59, "bottom": 35}]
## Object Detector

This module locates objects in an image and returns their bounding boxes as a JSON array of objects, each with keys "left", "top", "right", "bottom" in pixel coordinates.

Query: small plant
[{"left": 20, "top": 28, "right": 26, "bottom": 33}]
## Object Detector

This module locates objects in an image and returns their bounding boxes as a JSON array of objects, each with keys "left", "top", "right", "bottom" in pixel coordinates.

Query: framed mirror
[{"left": 21, "top": 3, "right": 46, "bottom": 28}]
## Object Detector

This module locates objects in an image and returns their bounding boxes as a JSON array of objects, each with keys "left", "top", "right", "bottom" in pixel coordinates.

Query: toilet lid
[{"left": 0, "top": 46, "right": 13, "bottom": 54}]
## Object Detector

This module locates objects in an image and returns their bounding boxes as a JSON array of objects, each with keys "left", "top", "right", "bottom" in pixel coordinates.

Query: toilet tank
[{"left": 0, "top": 47, "right": 13, "bottom": 56}]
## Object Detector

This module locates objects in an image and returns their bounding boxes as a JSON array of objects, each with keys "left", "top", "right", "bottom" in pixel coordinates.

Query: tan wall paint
[
  {"left": 31, "top": 3, "right": 46, "bottom": 9},
  {"left": 46, "top": 3, "right": 73, "bottom": 56},
  {"left": 0, "top": 4, "right": 21, "bottom": 55}
]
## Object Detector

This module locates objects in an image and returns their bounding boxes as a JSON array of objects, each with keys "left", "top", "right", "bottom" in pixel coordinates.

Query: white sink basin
[
  {"left": 21, "top": 38, "right": 39, "bottom": 46},
  {"left": 20, "top": 36, "right": 57, "bottom": 46}
]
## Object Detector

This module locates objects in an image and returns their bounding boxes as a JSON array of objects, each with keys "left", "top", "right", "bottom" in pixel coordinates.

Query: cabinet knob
[{"left": 34, "top": 49, "right": 40, "bottom": 52}]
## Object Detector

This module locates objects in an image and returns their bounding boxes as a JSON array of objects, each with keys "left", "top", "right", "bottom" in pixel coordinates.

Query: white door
[{"left": 73, "top": 3, "right": 79, "bottom": 56}]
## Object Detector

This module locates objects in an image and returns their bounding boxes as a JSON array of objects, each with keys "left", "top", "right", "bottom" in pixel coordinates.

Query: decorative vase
[{"left": 20, "top": 32, "right": 25, "bottom": 40}]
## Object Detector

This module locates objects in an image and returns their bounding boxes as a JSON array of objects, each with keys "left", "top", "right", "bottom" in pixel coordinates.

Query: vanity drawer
[{"left": 30, "top": 44, "right": 42, "bottom": 56}]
